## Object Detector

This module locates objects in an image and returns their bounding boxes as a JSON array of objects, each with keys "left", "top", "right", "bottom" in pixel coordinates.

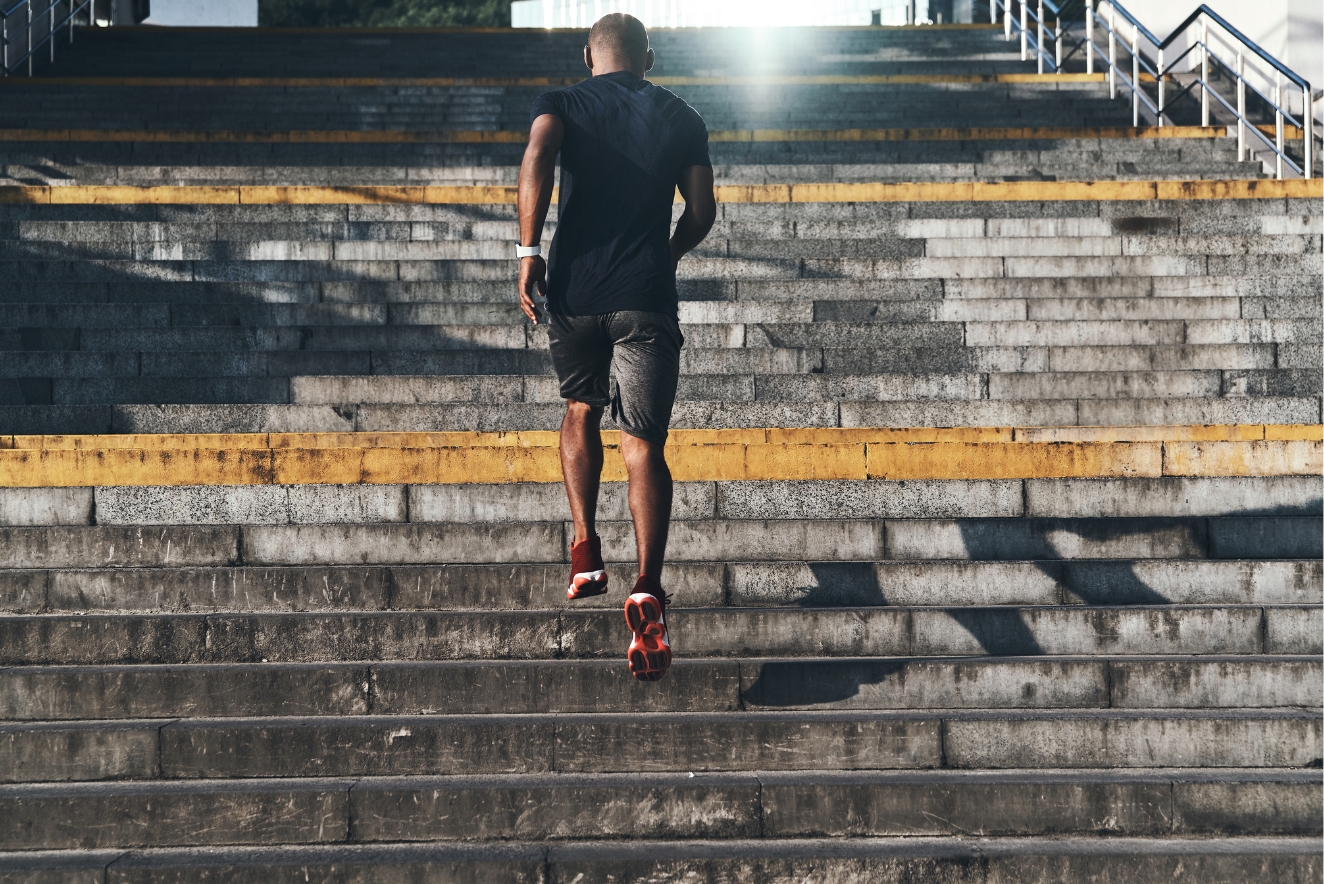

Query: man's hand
[
  {"left": 670, "top": 164, "right": 717, "bottom": 271},
  {"left": 519, "top": 255, "right": 547, "bottom": 325}
]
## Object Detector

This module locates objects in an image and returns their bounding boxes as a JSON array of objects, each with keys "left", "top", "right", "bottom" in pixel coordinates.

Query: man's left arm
[
  {"left": 670, "top": 164, "right": 716, "bottom": 269},
  {"left": 516, "top": 112, "right": 565, "bottom": 325}
]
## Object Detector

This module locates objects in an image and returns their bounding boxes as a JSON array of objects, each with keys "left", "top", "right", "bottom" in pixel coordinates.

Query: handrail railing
[
  {"left": 989, "top": 0, "right": 1315, "bottom": 179},
  {"left": 2, "top": 0, "right": 91, "bottom": 76}
]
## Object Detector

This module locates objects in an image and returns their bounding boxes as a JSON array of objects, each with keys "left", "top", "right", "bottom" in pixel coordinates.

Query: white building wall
[{"left": 144, "top": 0, "right": 259, "bottom": 26}]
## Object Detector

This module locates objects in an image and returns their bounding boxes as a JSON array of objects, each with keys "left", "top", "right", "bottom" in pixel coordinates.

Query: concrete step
[
  {"left": 0, "top": 296, "right": 1316, "bottom": 328},
  {"left": 31, "top": 370, "right": 1313, "bottom": 407},
  {"left": 271, "top": 371, "right": 1319, "bottom": 406},
  {"left": 4, "top": 211, "right": 1314, "bottom": 244},
  {"left": 0, "top": 835, "right": 1319, "bottom": 884},
  {"left": 1, "top": 709, "right": 1318, "bottom": 782},
  {"left": 2, "top": 657, "right": 1318, "bottom": 720},
  {"left": 4, "top": 551, "right": 1321, "bottom": 611},
  {"left": 2, "top": 235, "right": 1316, "bottom": 263},
  {"left": 1, "top": 769, "right": 1319, "bottom": 850},
  {"left": 2, "top": 604, "right": 1317, "bottom": 665},
  {"left": 2, "top": 396, "right": 1314, "bottom": 433},
  {"left": 38, "top": 319, "right": 1315, "bottom": 353}
]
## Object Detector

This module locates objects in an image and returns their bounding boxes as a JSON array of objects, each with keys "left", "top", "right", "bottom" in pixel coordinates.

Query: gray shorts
[{"left": 546, "top": 310, "right": 684, "bottom": 446}]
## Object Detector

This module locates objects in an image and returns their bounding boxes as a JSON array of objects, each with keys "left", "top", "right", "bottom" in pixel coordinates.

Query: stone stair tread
[{"left": 1, "top": 656, "right": 1318, "bottom": 720}]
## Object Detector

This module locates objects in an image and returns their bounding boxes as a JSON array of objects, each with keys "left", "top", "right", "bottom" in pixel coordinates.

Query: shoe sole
[
  {"left": 625, "top": 593, "right": 670, "bottom": 680},
  {"left": 567, "top": 569, "right": 608, "bottom": 601}
]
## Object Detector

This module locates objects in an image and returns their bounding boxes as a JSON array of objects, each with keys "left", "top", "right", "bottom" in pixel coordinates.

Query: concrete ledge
[
  {"left": 0, "top": 125, "right": 1225, "bottom": 144},
  {"left": 0, "top": 432, "right": 1316, "bottom": 486},
  {"left": 0, "top": 837, "right": 1318, "bottom": 884},
  {"left": 0, "top": 71, "right": 1099, "bottom": 88},
  {"left": 0, "top": 179, "right": 1318, "bottom": 205}
]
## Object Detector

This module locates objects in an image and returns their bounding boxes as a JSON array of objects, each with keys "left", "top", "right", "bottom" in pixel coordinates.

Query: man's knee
[
  {"left": 565, "top": 398, "right": 605, "bottom": 420},
  {"left": 620, "top": 431, "right": 668, "bottom": 470}
]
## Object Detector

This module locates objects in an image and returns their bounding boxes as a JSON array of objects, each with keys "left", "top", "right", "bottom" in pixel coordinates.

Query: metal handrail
[
  {"left": 2, "top": 0, "right": 91, "bottom": 76},
  {"left": 991, "top": 0, "right": 1314, "bottom": 179}
]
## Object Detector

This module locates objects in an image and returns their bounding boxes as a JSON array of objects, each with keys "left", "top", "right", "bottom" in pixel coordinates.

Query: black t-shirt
[{"left": 530, "top": 71, "right": 711, "bottom": 317}]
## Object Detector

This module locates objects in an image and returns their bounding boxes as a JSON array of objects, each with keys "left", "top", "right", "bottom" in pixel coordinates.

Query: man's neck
[{"left": 592, "top": 61, "right": 645, "bottom": 78}]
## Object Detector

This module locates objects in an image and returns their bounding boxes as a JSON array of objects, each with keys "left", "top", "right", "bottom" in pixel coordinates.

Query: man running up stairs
[{"left": 0, "top": 16, "right": 1319, "bottom": 883}]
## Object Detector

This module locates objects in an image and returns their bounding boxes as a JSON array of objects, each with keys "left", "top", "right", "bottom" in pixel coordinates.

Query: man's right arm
[
  {"left": 516, "top": 112, "right": 565, "bottom": 325},
  {"left": 671, "top": 164, "right": 716, "bottom": 270}
]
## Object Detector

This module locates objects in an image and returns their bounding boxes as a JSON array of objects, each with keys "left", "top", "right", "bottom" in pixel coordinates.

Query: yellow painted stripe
[
  {"left": 0, "top": 430, "right": 1316, "bottom": 486},
  {"left": 2, "top": 178, "right": 1318, "bottom": 206},
  {"left": 8, "top": 426, "right": 1315, "bottom": 451},
  {"left": 0, "top": 125, "right": 1226, "bottom": 144},
  {"left": 0, "top": 70, "right": 1085, "bottom": 88}
]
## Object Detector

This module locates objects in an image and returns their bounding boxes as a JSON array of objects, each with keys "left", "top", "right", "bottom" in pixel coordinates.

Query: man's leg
[
  {"left": 548, "top": 313, "right": 614, "bottom": 600},
  {"left": 621, "top": 432, "right": 672, "bottom": 580},
  {"left": 609, "top": 311, "right": 682, "bottom": 681},
  {"left": 560, "top": 398, "right": 605, "bottom": 545}
]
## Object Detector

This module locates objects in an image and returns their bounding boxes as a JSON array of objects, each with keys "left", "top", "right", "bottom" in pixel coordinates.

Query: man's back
[{"left": 531, "top": 72, "right": 709, "bottom": 316}]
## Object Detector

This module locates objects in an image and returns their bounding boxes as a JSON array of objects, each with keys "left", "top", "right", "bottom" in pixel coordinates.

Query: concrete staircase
[{"left": 0, "top": 22, "right": 1320, "bottom": 883}]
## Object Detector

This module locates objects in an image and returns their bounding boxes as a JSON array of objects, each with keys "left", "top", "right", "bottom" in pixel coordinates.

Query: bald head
[{"left": 586, "top": 14, "right": 652, "bottom": 76}]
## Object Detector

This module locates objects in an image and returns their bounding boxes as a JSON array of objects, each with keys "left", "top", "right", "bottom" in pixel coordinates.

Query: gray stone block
[
  {"left": 160, "top": 717, "right": 553, "bottom": 777},
  {"left": 44, "top": 567, "right": 393, "bottom": 613},
  {"left": 1174, "top": 781, "right": 1324, "bottom": 835},
  {"left": 595, "top": 519, "right": 883, "bottom": 562},
  {"left": 945, "top": 714, "right": 1322, "bottom": 768},
  {"left": 1, "top": 780, "right": 350, "bottom": 849},
  {"left": 241, "top": 523, "right": 564, "bottom": 565},
  {"left": 0, "top": 722, "right": 160, "bottom": 784},
  {"left": 1208, "top": 516, "right": 1324, "bottom": 559},
  {"left": 94, "top": 486, "right": 290, "bottom": 527},
  {"left": 841, "top": 399, "right": 1079, "bottom": 427},
  {"left": 0, "top": 488, "right": 93, "bottom": 527},
  {"left": 715, "top": 481, "right": 1023, "bottom": 520},
  {"left": 286, "top": 485, "right": 407, "bottom": 524},
  {"left": 760, "top": 772, "right": 1169, "bottom": 836},
  {"left": 1110, "top": 659, "right": 1323, "bottom": 710},
  {"left": 351, "top": 772, "right": 760, "bottom": 841},
  {"left": 0, "top": 527, "right": 239, "bottom": 569},
  {"left": 1265, "top": 607, "right": 1324, "bottom": 655},
  {"left": 884, "top": 518, "right": 1210, "bottom": 562},
  {"left": 726, "top": 562, "right": 1062, "bottom": 607},
  {"left": 739, "top": 659, "right": 1106, "bottom": 711},
  {"left": 0, "top": 664, "right": 369, "bottom": 721},
  {"left": 554, "top": 714, "right": 942, "bottom": 772},
  {"left": 408, "top": 482, "right": 717, "bottom": 523},
  {"left": 1025, "top": 478, "right": 1323, "bottom": 519}
]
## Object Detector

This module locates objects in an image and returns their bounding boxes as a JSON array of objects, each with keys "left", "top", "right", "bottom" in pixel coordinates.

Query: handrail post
[
  {"left": 990, "top": 0, "right": 996, "bottom": 31},
  {"left": 1156, "top": 47, "right": 1164, "bottom": 127},
  {"left": 1305, "top": 84, "right": 1313, "bottom": 179},
  {"left": 27, "top": 1, "right": 33, "bottom": 76},
  {"left": 1274, "top": 71, "right": 1283, "bottom": 179},
  {"left": 1199, "top": 17, "right": 1208, "bottom": 127},
  {"left": 1131, "top": 26, "right": 1138, "bottom": 127},
  {"left": 3, "top": 14, "right": 8, "bottom": 76},
  {"left": 51, "top": 0, "right": 57, "bottom": 64},
  {"left": 1021, "top": 2, "right": 1027, "bottom": 60},
  {"left": 1054, "top": 14, "right": 1061, "bottom": 73},
  {"left": 1086, "top": 1, "right": 1093, "bottom": 75},
  {"left": 1235, "top": 50, "right": 1244, "bottom": 160},
  {"left": 1004, "top": 0, "right": 1011, "bottom": 41},
  {"left": 1036, "top": 1, "right": 1043, "bottom": 74},
  {"left": 1108, "top": 3, "right": 1116, "bottom": 99}
]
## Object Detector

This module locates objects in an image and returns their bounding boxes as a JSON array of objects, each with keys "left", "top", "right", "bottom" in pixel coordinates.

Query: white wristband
[{"left": 516, "top": 244, "right": 541, "bottom": 258}]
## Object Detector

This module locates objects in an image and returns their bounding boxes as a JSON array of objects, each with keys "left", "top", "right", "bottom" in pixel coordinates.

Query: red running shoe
[
  {"left": 566, "top": 535, "right": 608, "bottom": 600},
  {"left": 624, "top": 575, "right": 671, "bottom": 681}
]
